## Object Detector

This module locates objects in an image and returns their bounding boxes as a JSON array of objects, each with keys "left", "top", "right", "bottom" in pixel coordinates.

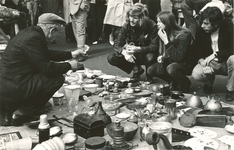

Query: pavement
[{"left": 47, "top": 26, "right": 232, "bottom": 105}]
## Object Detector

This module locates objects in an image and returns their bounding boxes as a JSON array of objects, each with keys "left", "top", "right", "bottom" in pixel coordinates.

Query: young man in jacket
[{"left": 191, "top": 7, "right": 234, "bottom": 101}]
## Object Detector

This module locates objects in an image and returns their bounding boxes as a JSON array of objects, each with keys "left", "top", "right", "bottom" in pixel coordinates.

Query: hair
[
  {"left": 37, "top": 23, "right": 62, "bottom": 32},
  {"left": 125, "top": 3, "right": 149, "bottom": 28},
  {"left": 200, "top": 7, "right": 224, "bottom": 26},
  {"left": 156, "top": 11, "right": 191, "bottom": 42}
]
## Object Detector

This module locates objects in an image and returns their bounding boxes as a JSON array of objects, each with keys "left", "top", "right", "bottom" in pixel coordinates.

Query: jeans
[
  {"left": 71, "top": 9, "right": 88, "bottom": 49},
  {"left": 192, "top": 55, "right": 234, "bottom": 91},
  {"left": 107, "top": 52, "right": 156, "bottom": 74},
  {"left": 167, "top": 62, "right": 192, "bottom": 86}
]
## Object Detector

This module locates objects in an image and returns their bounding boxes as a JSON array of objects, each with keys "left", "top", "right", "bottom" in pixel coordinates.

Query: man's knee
[
  {"left": 44, "top": 75, "right": 65, "bottom": 92},
  {"left": 227, "top": 55, "right": 234, "bottom": 66},
  {"left": 191, "top": 65, "right": 203, "bottom": 81},
  {"left": 166, "top": 63, "right": 177, "bottom": 75}
]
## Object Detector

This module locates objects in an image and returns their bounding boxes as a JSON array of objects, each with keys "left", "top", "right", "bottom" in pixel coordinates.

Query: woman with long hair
[{"left": 147, "top": 11, "right": 195, "bottom": 92}]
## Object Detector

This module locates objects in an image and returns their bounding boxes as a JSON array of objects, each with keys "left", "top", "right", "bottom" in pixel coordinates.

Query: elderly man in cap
[{"left": 0, "top": 13, "right": 86, "bottom": 126}]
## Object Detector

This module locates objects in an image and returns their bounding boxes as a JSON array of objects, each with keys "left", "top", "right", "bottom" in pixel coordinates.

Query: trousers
[
  {"left": 1, "top": 75, "right": 64, "bottom": 116},
  {"left": 192, "top": 55, "right": 234, "bottom": 91}
]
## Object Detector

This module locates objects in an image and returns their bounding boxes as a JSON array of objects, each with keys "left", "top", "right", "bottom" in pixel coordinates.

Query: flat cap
[{"left": 38, "top": 13, "right": 66, "bottom": 25}]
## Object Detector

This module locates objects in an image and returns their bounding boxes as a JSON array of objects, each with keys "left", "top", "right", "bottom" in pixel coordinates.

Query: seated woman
[
  {"left": 107, "top": 3, "right": 158, "bottom": 82},
  {"left": 147, "top": 11, "right": 195, "bottom": 92}
]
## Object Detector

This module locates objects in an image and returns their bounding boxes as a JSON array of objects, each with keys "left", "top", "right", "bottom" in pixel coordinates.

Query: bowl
[
  {"left": 83, "top": 84, "right": 98, "bottom": 93},
  {"left": 106, "top": 121, "right": 138, "bottom": 141}
]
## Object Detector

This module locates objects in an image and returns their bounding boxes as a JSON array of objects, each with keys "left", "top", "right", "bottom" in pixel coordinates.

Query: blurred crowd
[{"left": 0, "top": 0, "right": 233, "bottom": 45}]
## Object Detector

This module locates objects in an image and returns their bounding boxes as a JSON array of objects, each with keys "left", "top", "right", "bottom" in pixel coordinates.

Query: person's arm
[
  {"left": 113, "top": 24, "right": 128, "bottom": 54},
  {"left": 165, "top": 32, "right": 193, "bottom": 63},
  {"left": 216, "top": 20, "right": 233, "bottom": 62},
  {"left": 22, "top": 34, "right": 71, "bottom": 77},
  {"left": 134, "top": 20, "right": 159, "bottom": 54}
]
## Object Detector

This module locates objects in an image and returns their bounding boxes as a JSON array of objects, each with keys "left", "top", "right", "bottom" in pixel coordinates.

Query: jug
[{"left": 94, "top": 101, "right": 112, "bottom": 127}]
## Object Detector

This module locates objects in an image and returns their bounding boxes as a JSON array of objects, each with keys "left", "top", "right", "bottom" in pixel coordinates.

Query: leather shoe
[
  {"left": 203, "top": 84, "right": 212, "bottom": 94},
  {"left": 12, "top": 114, "right": 40, "bottom": 126},
  {"left": 226, "top": 89, "right": 234, "bottom": 101},
  {"left": 130, "top": 68, "right": 144, "bottom": 83}
]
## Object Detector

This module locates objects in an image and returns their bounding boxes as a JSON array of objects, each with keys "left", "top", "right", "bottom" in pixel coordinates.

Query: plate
[
  {"left": 188, "top": 128, "right": 217, "bottom": 138},
  {"left": 99, "top": 74, "right": 116, "bottom": 80},
  {"left": 116, "top": 112, "right": 130, "bottom": 119},
  {"left": 218, "top": 135, "right": 234, "bottom": 145},
  {"left": 225, "top": 124, "right": 234, "bottom": 134},
  {"left": 184, "top": 138, "right": 219, "bottom": 150},
  {"left": 133, "top": 90, "right": 152, "bottom": 97}
]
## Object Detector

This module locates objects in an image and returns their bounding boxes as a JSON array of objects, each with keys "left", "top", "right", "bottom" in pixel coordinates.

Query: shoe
[
  {"left": 144, "top": 75, "right": 153, "bottom": 83},
  {"left": 203, "top": 84, "right": 212, "bottom": 94},
  {"left": 12, "top": 114, "right": 40, "bottom": 126},
  {"left": 130, "top": 68, "right": 144, "bottom": 83},
  {"left": 0, "top": 104, "right": 13, "bottom": 126},
  {"left": 92, "top": 41, "right": 98, "bottom": 45},
  {"left": 83, "top": 45, "right": 90, "bottom": 53},
  {"left": 181, "top": 79, "right": 191, "bottom": 93},
  {"left": 226, "top": 89, "right": 234, "bottom": 101}
]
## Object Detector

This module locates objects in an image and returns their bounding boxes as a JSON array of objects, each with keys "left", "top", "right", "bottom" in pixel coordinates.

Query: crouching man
[
  {"left": 0, "top": 13, "right": 86, "bottom": 126},
  {"left": 191, "top": 7, "right": 234, "bottom": 101}
]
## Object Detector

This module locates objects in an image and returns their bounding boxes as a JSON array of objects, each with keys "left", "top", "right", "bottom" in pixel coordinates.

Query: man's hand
[
  {"left": 71, "top": 49, "right": 87, "bottom": 58},
  {"left": 126, "top": 45, "right": 140, "bottom": 55},
  {"left": 158, "top": 29, "right": 169, "bottom": 45},
  {"left": 122, "top": 49, "right": 136, "bottom": 63},
  {"left": 68, "top": 59, "right": 81, "bottom": 71},
  {"left": 198, "top": 58, "right": 206, "bottom": 67}
]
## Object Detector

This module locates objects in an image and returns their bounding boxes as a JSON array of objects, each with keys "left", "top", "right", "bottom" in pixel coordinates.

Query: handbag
[{"left": 156, "top": 40, "right": 167, "bottom": 75}]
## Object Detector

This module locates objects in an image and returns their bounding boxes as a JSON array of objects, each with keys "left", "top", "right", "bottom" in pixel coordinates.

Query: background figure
[
  {"left": 63, "top": 0, "right": 71, "bottom": 23},
  {"left": 69, "top": 0, "right": 91, "bottom": 61},
  {"left": 1, "top": 0, "right": 28, "bottom": 38},
  {"left": 103, "top": 0, "right": 133, "bottom": 45},
  {"left": 39, "top": 0, "right": 60, "bottom": 15},
  {"left": 26, "top": 0, "right": 38, "bottom": 26},
  {"left": 181, "top": 0, "right": 211, "bottom": 38},
  {"left": 89, "top": 0, "right": 107, "bottom": 44},
  {"left": 133, "top": 0, "right": 161, "bottom": 21},
  {"left": 171, "top": 0, "right": 184, "bottom": 26}
]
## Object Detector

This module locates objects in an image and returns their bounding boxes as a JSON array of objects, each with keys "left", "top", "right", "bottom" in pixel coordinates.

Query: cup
[
  {"left": 5, "top": 137, "right": 32, "bottom": 150},
  {"left": 64, "top": 85, "right": 81, "bottom": 101},
  {"left": 146, "top": 104, "right": 155, "bottom": 114},
  {"left": 95, "top": 77, "right": 103, "bottom": 88},
  {"left": 52, "top": 93, "right": 64, "bottom": 106},
  {"left": 164, "top": 99, "right": 177, "bottom": 120}
]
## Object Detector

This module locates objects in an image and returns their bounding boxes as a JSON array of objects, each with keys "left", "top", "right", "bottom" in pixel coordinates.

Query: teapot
[{"left": 204, "top": 94, "right": 222, "bottom": 112}]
